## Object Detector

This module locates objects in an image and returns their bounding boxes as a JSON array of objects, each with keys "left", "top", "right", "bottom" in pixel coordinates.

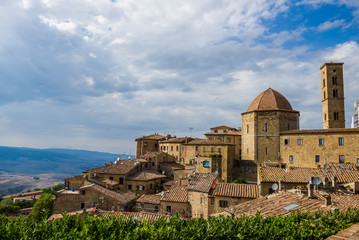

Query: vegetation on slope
[{"left": 1, "top": 209, "right": 359, "bottom": 239}]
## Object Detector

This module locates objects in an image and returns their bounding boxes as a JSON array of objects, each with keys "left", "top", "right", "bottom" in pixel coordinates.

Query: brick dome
[{"left": 247, "top": 88, "right": 293, "bottom": 112}]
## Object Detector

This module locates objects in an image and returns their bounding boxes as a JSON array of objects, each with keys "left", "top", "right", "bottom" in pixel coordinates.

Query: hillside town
[{"left": 49, "top": 62, "right": 359, "bottom": 222}]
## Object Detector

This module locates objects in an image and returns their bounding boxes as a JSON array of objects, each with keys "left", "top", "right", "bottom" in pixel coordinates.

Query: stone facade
[
  {"left": 241, "top": 110, "right": 299, "bottom": 163},
  {"left": 321, "top": 62, "right": 345, "bottom": 129},
  {"left": 280, "top": 129, "right": 359, "bottom": 168},
  {"left": 135, "top": 134, "right": 166, "bottom": 157}
]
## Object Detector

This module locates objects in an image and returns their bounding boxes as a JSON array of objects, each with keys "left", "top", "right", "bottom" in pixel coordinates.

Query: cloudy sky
[{"left": 1, "top": 0, "right": 359, "bottom": 154}]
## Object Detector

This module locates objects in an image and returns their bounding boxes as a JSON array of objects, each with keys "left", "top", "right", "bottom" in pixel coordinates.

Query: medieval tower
[{"left": 321, "top": 62, "right": 345, "bottom": 129}]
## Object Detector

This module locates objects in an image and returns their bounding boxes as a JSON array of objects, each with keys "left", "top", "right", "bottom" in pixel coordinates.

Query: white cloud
[
  {"left": 38, "top": 15, "right": 76, "bottom": 33},
  {"left": 317, "top": 19, "right": 346, "bottom": 32}
]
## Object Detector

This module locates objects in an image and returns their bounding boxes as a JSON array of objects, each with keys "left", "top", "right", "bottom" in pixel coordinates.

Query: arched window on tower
[
  {"left": 333, "top": 89, "right": 338, "bottom": 98},
  {"left": 323, "top": 79, "right": 325, "bottom": 87},
  {"left": 324, "top": 91, "right": 326, "bottom": 99},
  {"left": 332, "top": 76, "right": 338, "bottom": 85}
]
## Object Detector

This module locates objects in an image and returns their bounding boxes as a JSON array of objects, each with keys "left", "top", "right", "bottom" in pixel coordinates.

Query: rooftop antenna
[
  {"left": 324, "top": 159, "right": 329, "bottom": 170},
  {"left": 189, "top": 127, "right": 194, "bottom": 137}
]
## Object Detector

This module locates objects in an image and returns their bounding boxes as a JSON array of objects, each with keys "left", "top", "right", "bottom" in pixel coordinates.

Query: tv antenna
[{"left": 189, "top": 127, "right": 194, "bottom": 137}]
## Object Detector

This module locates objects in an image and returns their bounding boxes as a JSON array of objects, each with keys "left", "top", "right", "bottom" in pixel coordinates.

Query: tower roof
[{"left": 247, "top": 88, "right": 293, "bottom": 112}]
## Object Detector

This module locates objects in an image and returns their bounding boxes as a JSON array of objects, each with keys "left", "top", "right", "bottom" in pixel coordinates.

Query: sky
[{"left": 1, "top": 0, "right": 359, "bottom": 154}]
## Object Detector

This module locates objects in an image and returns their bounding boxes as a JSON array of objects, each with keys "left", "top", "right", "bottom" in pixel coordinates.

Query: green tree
[
  {"left": 0, "top": 198, "right": 13, "bottom": 206},
  {"left": 28, "top": 193, "right": 54, "bottom": 221}
]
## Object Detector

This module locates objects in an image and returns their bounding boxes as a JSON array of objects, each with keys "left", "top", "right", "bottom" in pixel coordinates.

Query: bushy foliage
[
  {"left": 28, "top": 193, "right": 54, "bottom": 222},
  {"left": 230, "top": 177, "right": 247, "bottom": 184},
  {"left": 1, "top": 209, "right": 359, "bottom": 239},
  {"left": 41, "top": 183, "right": 64, "bottom": 195},
  {"left": 0, "top": 205, "right": 20, "bottom": 215}
]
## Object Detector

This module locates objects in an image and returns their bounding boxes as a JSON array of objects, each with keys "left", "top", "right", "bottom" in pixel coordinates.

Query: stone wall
[{"left": 280, "top": 131, "right": 359, "bottom": 168}]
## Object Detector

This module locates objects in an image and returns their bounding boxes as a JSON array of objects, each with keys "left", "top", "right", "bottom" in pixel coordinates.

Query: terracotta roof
[
  {"left": 139, "top": 152, "right": 162, "bottom": 158},
  {"left": 161, "top": 185, "right": 188, "bottom": 203},
  {"left": 90, "top": 176, "right": 119, "bottom": 186},
  {"left": 187, "top": 139, "right": 233, "bottom": 145},
  {"left": 163, "top": 179, "right": 181, "bottom": 186},
  {"left": 84, "top": 159, "right": 144, "bottom": 175},
  {"left": 260, "top": 163, "right": 359, "bottom": 184},
  {"left": 81, "top": 184, "right": 137, "bottom": 205},
  {"left": 205, "top": 130, "right": 241, "bottom": 136},
  {"left": 126, "top": 169, "right": 167, "bottom": 181},
  {"left": 247, "top": 88, "right": 294, "bottom": 112},
  {"left": 188, "top": 173, "right": 218, "bottom": 192},
  {"left": 326, "top": 223, "right": 359, "bottom": 240},
  {"left": 159, "top": 162, "right": 185, "bottom": 170},
  {"left": 214, "top": 183, "right": 259, "bottom": 198},
  {"left": 281, "top": 128, "right": 359, "bottom": 135},
  {"left": 2, "top": 190, "right": 44, "bottom": 199},
  {"left": 227, "top": 189, "right": 359, "bottom": 218},
  {"left": 136, "top": 194, "right": 161, "bottom": 205},
  {"left": 136, "top": 134, "right": 166, "bottom": 141},
  {"left": 159, "top": 137, "right": 194, "bottom": 143},
  {"left": 210, "top": 125, "right": 235, "bottom": 130},
  {"left": 98, "top": 210, "right": 169, "bottom": 222}
]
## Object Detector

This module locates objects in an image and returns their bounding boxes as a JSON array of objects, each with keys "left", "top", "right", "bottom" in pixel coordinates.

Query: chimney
[
  {"left": 285, "top": 165, "right": 291, "bottom": 173},
  {"left": 278, "top": 180, "right": 283, "bottom": 191},
  {"left": 332, "top": 176, "right": 338, "bottom": 188},
  {"left": 323, "top": 177, "right": 329, "bottom": 189},
  {"left": 307, "top": 183, "right": 314, "bottom": 198},
  {"left": 324, "top": 195, "right": 331, "bottom": 206},
  {"left": 180, "top": 178, "right": 189, "bottom": 186}
]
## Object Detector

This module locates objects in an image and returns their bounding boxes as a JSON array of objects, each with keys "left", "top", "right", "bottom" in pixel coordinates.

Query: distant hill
[{"left": 0, "top": 146, "right": 134, "bottom": 179}]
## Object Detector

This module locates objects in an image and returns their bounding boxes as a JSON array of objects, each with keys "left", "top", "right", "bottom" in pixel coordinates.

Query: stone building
[
  {"left": 159, "top": 137, "right": 194, "bottom": 162},
  {"left": 212, "top": 183, "right": 259, "bottom": 214},
  {"left": 160, "top": 185, "right": 190, "bottom": 218},
  {"left": 135, "top": 134, "right": 166, "bottom": 157},
  {"left": 204, "top": 125, "right": 241, "bottom": 160},
  {"left": 53, "top": 184, "right": 138, "bottom": 213},
  {"left": 280, "top": 128, "right": 359, "bottom": 168},
  {"left": 136, "top": 194, "right": 161, "bottom": 213},
  {"left": 241, "top": 88, "right": 300, "bottom": 164}
]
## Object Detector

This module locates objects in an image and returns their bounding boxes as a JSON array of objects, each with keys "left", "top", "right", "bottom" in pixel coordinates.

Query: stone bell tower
[{"left": 320, "top": 62, "right": 345, "bottom": 129}]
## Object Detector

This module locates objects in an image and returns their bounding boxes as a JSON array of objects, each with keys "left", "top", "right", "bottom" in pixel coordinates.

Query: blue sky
[{"left": 0, "top": 0, "right": 359, "bottom": 153}]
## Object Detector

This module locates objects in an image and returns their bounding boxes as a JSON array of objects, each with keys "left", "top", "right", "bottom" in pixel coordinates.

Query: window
[
  {"left": 203, "top": 161, "right": 210, "bottom": 167},
  {"left": 155, "top": 143, "right": 158, "bottom": 148},
  {"left": 203, "top": 147, "right": 206, "bottom": 152},
  {"left": 247, "top": 124, "right": 249, "bottom": 134},
  {"left": 137, "top": 185, "right": 145, "bottom": 191},
  {"left": 324, "top": 91, "right": 326, "bottom": 99},
  {"left": 218, "top": 148, "right": 221, "bottom": 153},
  {"left": 65, "top": 181, "right": 69, "bottom": 190},
  {"left": 324, "top": 113, "right": 326, "bottom": 121},
  {"left": 160, "top": 146, "right": 163, "bottom": 151},
  {"left": 195, "top": 146, "right": 198, "bottom": 151},
  {"left": 109, "top": 176, "right": 114, "bottom": 180},
  {"left": 201, "top": 197, "right": 204, "bottom": 205},
  {"left": 182, "top": 147, "right": 184, "bottom": 151},
  {"left": 315, "top": 155, "right": 320, "bottom": 163},
  {"left": 155, "top": 206, "right": 159, "bottom": 211},
  {"left": 211, "top": 147, "right": 214, "bottom": 152},
  {"left": 323, "top": 79, "right": 325, "bottom": 87},
  {"left": 265, "top": 123, "right": 268, "bottom": 133},
  {"left": 223, "top": 130, "right": 227, "bottom": 133},
  {"left": 128, "top": 185, "right": 132, "bottom": 190},
  {"left": 200, "top": 214, "right": 204, "bottom": 218},
  {"left": 150, "top": 184, "right": 152, "bottom": 189},
  {"left": 287, "top": 123, "right": 290, "bottom": 130},
  {"left": 333, "top": 69, "right": 336, "bottom": 72},
  {"left": 152, "top": 162, "right": 155, "bottom": 166},
  {"left": 81, "top": 190, "right": 86, "bottom": 195},
  {"left": 357, "top": 159, "right": 359, "bottom": 164},
  {"left": 176, "top": 146, "right": 179, "bottom": 151},
  {"left": 339, "top": 137, "right": 344, "bottom": 145},
  {"left": 289, "top": 155, "right": 293, "bottom": 162},
  {"left": 319, "top": 138, "right": 324, "bottom": 145},
  {"left": 334, "top": 112, "right": 339, "bottom": 120},
  {"left": 81, "top": 203, "right": 85, "bottom": 209},
  {"left": 332, "top": 76, "right": 338, "bottom": 85},
  {"left": 171, "top": 146, "right": 173, "bottom": 151},
  {"left": 297, "top": 139, "right": 302, "bottom": 145},
  {"left": 265, "top": 147, "right": 268, "bottom": 155},
  {"left": 166, "top": 206, "right": 171, "bottom": 213},
  {"left": 144, "top": 142, "right": 148, "bottom": 147},
  {"left": 339, "top": 155, "right": 345, "bottom": 163},
  {"left": 284, "top": 139, "right": 289, "bottom": 145},
  {"left": 214, "top": 130, "right": 218, "bottom": 133},
  {"left": 219, "top": 200, "right": 228, "bottom": 208},
  {"left": 119, "top": 177, "right": 124, "bottom": 185},
  {"left": 247, "top": 148, "right": 249, "bottom": 154},
  {"left": 333, "top": 89, "right": 338, "bottom": 98}
]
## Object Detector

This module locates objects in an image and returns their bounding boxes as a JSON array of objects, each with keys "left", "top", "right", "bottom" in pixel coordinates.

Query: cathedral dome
[{"left": 247, "top": 88, "right": 293, "bottom": 112}]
